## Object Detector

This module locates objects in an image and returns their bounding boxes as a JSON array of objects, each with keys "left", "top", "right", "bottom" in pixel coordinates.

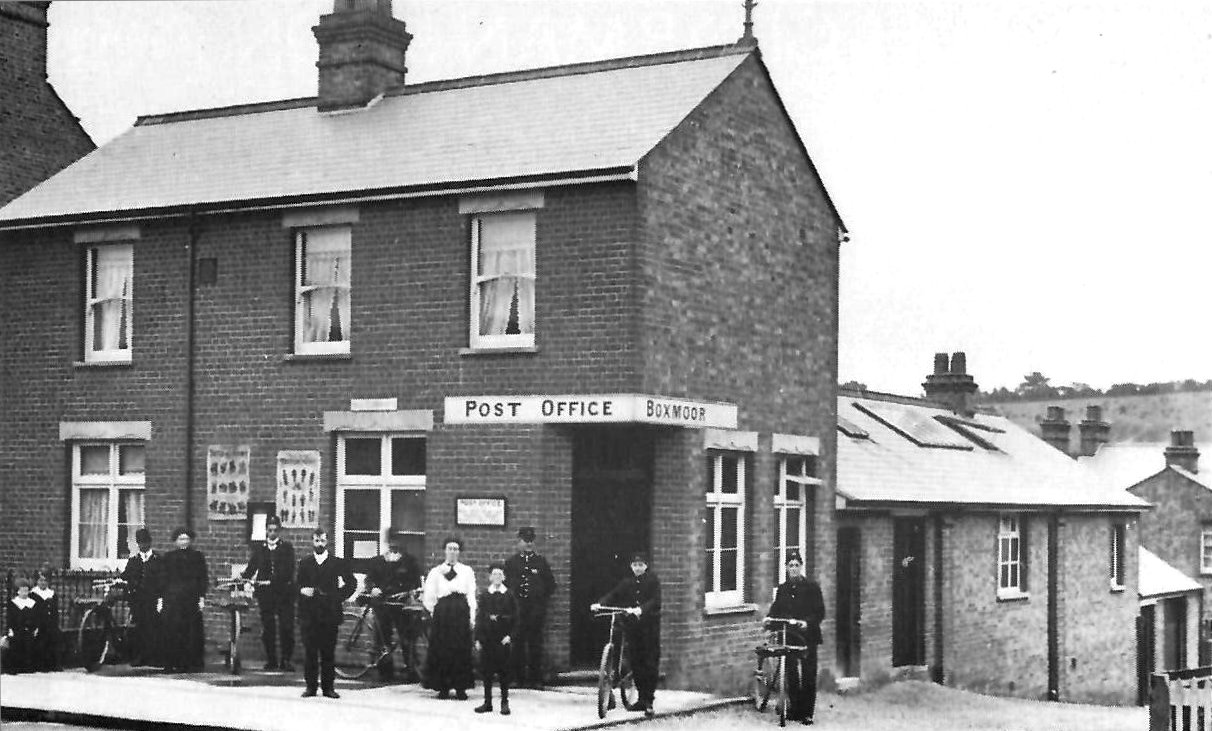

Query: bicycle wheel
[
  {"left": 405, "top": 616, "right": 428, "bottom": 684},
  {"left": 752, "top": 654, "right": 773, "bottom": 711},
  {"left": 333, "top": 608, "right": 380, "bottom": 679},
  {"left": 618, "top": 647, "right": 636, "bottom": 711},
  {"left": 78, "top": 607, "right": 112, "bottom": 672},
  {"left": 228, "top": 609, "right": 242, "bottom": 675},
  {"left": 776, "top": 656, "right": 788, "bottom": 728},
  {"left": 597, "top": 642, "right": 615, "bottom": 719}
]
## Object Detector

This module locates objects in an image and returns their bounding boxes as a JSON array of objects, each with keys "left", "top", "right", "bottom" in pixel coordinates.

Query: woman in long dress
[
  {"left": 422, "top": 537, "right": 476, "bottom": 699},
  {"left": 162, "top": 527, "right": 209, "bottom": 672}
]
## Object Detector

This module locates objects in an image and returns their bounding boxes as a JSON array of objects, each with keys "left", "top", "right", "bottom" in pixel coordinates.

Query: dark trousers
[
  {"left": 480, "top": 641, "right": 512, "bottom": 700},
  {"left": 374, "top": 606, "right": 418, "bottom": 678},
  {"left": 627, "top": 624, "right": 660, "bottom": 708},
  {"left": 513, "top": 600, "right": 546, "bottom": 684},
  {"left": 258, "top": 594, "right": 295, "bottom": 665},
  {"left": 785, "top": 645, "right": 818, "bottom": 721},
  {"left": 303, "top": 621, "right": 338, "bottom": 692},
  {"left": 128, "top": 600, "right": 161, "bottom": 666}
]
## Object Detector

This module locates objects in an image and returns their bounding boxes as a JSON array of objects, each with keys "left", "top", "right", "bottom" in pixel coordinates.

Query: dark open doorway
[
  {"left": 892, "top": 517, "right": 926, "bottom": 667},
  {"left": 836, "top": 525, "right": 862, "bottom": 677},
  {"left": 569, "top": 427, "right": 653, "bottom": 666}
]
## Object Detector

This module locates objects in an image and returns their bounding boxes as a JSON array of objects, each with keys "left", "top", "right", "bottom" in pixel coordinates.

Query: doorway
[
  {"left": 892, "top": 517, "right": 926, "bottom": 667},
  {"left": 569, "top": 427, "right": 653, "bottom": 666},
  {"left": 1137, "top": 605, "right": 1155, "bottom": 706},
  {"left": 836, "top": 526, "right": 862, "bottom": 677}
]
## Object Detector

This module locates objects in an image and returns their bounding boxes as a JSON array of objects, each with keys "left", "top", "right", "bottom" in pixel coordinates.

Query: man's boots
[
  {"left": 500, "top": 686, "right": 511, "bottom": 716},
  {"left": 475, "top": 682, "right": 493, "bottom": 714}
]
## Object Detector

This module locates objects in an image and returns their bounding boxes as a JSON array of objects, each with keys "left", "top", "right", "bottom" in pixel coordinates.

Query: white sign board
[
  {"left": 456, "top": 498, "right": 507, "bottom": 526},
  {"left": 444, "top": 394, "right": 738, "bottom": 429}
]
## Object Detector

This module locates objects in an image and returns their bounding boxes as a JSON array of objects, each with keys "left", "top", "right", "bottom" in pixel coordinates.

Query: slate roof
[
  {"left": 0, "top": 45, "right": 757, "bottom": 226},
  {"left": 1079, "top": 442, "right": 1212, "bottom": 491},
  {"left": 837, "top": 391, "right": 1149, "bottom": 510},
  {"left": 1139, "top": 547, "right": 1202, "bottom": 598}
]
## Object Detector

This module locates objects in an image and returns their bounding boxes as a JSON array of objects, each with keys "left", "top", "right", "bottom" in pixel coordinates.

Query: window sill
[
  {"left": 74, "top": 359, "right": 132, "bottom": 368},
  {"left": 459, "top": 346, "right": 538, "bottom": 356},
  {"left": 284, "top": 352, "right": 352, "bottom": 362},
  {"left": 703, "top": 603, "right": 759, "bottom": 617},
  {"left": 996, "top": 590, "right": 1030, "bottom": 603},
  {"left": 1110, "top": 584, "right": 1126, "bottom": 594}
]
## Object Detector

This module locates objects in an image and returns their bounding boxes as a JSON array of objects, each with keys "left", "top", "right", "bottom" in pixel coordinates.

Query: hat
[
  {"left": 786, "top": 551, "right": 804, "bottom": 565},
  {"left": 386, "top": 533, "right": 404, "bottom": 551},
  {"left": 488, "top": 561, "right": 506, "bottom": 573},
  {"left": 135, "top": 528, "right": 152, "bottom": 544},
  {"left": 171, "top": 526, "right": 194, "bottom": 541},
  {"left": 629, "top": 551, "right": 649, "bottom": 564},
  {"left": 517, "top": 527, "right": 537, "bottom": 542},
  {"left": 265, "top": 515, "right": 282, "bottom": 529}
]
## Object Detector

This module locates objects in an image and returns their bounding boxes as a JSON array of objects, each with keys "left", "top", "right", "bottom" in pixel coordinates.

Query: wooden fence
[{"left": 1152, "top": 667, "right": 1212, "bottom": 731}]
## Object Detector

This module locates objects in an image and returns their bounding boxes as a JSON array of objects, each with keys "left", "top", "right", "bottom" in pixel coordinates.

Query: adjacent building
[{"left": 0, "top": 1, "right": 842, "bottom": 692}]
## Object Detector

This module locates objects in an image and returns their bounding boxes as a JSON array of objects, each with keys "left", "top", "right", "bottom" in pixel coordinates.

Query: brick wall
[
  {"left": 1132, "top": 470, "right": 1212, "bottom": 598},
  {"left": 0, "top": 1, "right": 94, "bottom": 206}
]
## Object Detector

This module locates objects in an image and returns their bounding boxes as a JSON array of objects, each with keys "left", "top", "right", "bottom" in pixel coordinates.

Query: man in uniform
[
  {"left": 592, "top": 552, "right": 661, "bottom": 717},
  {"left": 120, "top": 528, "right": 165, "bottom": 667},
  {"left": 240, "top": 514, "right": 297, "bottom": 671},
  {"left": 767, "top": 551, "right": 825, "bottom": 725},
  {"left": 363, "top": 532, "right": 421, "bottom": 680},
  {"left": 297, "top": 527, "right": 356, "bottom": 698},
  {"left": 503, "top": 526, "right": 555, "bottom": 689}
]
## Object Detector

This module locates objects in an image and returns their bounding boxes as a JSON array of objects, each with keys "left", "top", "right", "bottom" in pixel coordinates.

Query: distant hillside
[{"left": 989, "top": 391, "right": 1212, "bottom": 446}]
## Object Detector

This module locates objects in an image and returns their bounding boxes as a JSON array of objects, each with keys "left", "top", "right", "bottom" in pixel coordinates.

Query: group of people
[{"left": 3, "top": 568, "right": 62, "bottom": 673}]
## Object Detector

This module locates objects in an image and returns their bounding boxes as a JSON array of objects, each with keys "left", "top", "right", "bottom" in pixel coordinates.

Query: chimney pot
[
  {"left": 1085, "top": 405, "right": 1102, "bottom": 422},
  {"left": 933, "top": 353, "right": 949, "bottom": 375},
  {"left": 1165, "top": 430, "right": 1199, "bottom": 473},
  {"left": 1047, "top": 406, "right": 1066, "bottom": 421},
  {"left": 313, "top": 0, "right": 412, "bottom": 111},
  {"left": 1077, "top": 403, "right": 1110, "bottom": 457},
  {"left": 922, "top": 351, "right": 979, "bottom": 417},
  {"left": 950, "top": 352, "right": 967, "bottom": 375},
  {"left": 1040, "top": 405, "right": 1072, "bottom": 455}
]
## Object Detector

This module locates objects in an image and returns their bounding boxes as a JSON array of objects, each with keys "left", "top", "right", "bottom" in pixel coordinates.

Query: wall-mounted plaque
[{"left": 455, "top": 497, "right": 507, "bottom": 527}]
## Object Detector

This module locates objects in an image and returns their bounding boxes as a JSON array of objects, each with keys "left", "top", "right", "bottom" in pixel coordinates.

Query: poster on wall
[
  {"left": 207, "top": 444, "right": 250, "bottom": 520},
  {"left": 277, "top": 450, "right": 320, "bottom": 528}
]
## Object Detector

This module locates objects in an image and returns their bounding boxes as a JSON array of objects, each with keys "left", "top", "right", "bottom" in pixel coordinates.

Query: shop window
[
  {"left": 997, "top": 514, "right": 1028, "bottom": 599},
  {"left": 774, "top": 456, "right": 820, "bottom": 584},
  {"left": 294, "top": 226, "right": 351, "bottom": 355},
  {"left": 469, "top": 211, "right": 535, "bottom": 349},
  {"left": 705, "top": 453, "right": 746, "bottom": 609},
  {"left": 336, "top": 435, "right": 425, "bottom": 564},
  {"left": 71, "top": 442, "right": 145, "bottom": 569},
  {"left": 1110, "top": 523, "right": 1126, "bottom": 591},
  {"left": 84, "top": 243, "right": 134, "bottom": 362}
]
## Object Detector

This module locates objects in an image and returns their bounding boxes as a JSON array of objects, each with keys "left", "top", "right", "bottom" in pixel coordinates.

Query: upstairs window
[
  {"left": 84, "top": 243, "right": 133, "bottom": 362},
  {"left": 997, "top": 514, "right": 1028, "bottom": 598},
  {"left": 1110, "top": 523, "right": 1126, "bottom": 590},
  {"left": 705, "top": 453, "right": 746, "bottom": 609},
  {"left": 470, "top": 211, "right": 535, "bottom": 349},
  {"left": 295, "top": 227, "right": 351, "bottom": 354}
]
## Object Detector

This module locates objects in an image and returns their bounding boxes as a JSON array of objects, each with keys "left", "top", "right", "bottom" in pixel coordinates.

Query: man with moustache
[
  {"left": 240, "top": 515, "right": 296, "bottom": 671},
  {"left": 296, "top": 528, "right": 356, "bottom": 698}
]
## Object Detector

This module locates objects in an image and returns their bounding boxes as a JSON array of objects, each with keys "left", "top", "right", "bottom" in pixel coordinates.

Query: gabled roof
[
  {"left": 1080, "top": 441, "right": 1212, "bottom": 491},
  {"left": 1139, "top": 547, "right": 1202, "bottom": 598},
  {"left": 1126, "top": 463, "right": 1212, "bottom": 493},
  {"left": 837, "top": 391, "right": 1148, "bottom": 510},
  {"left": 0, "top": 45, "right": 756, "bottom": 227}
]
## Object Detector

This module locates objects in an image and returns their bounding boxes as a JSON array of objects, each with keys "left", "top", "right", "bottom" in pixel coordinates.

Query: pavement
[{"left": 0, "top": 665, "right": 744, "bottom": 731}]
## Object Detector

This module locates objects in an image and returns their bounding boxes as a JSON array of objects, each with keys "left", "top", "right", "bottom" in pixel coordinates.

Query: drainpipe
[
  {"left": 1047, "top": 512, "right": 1060, "bottom": 701},
  {"left": 183, "top": 211, "right": 199, "bottom": 529},
  {"left": 932, "top": 513, "right": 945, "bottom": 684}
]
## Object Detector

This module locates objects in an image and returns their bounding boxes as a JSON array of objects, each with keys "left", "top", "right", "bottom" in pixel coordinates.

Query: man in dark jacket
[
  {"left": 162, "top": 527, "right": 208, "bottom": 672},
  {"left": 767, "top": 551, "right": 825, "bottom": 725},
  {"left": 121, "top": 528, "right": 165, "bottom": 666},
  {"left": 474, "top": 562, "right": 518, "bottom": 715},
  {"left": 362, "top": 533, "right": 421, "bottom": 680},
  {"left": 297, "top": 527, "right": 356, "bottom": 698},
  {"left": 591, "top": 552, "right": 661, "bottom": 717},
  {"left": 503, "top": 526, "right": 556, "bottom": 689},
  {"left": 240, "top": 515, "right": 296, "bottom": 671}
]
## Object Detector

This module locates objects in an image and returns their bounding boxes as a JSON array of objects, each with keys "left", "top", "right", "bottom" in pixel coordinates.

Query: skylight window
[
  {"left": 852, "top": 401, "right": 973, "bottom": 450},
  {"left": 936, "top": 416, "right": 1001, "bottom": 451},
  {"left": 838, "top": 417, "right": 870, "bottom": 439}
]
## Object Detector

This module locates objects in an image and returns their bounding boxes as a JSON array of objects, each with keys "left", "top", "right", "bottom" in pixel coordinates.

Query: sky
[{"left": 41, "top": 0, "right": 1212, "bottom": 395}]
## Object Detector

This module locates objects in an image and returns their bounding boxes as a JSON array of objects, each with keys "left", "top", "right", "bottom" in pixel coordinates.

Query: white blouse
[{"left": 422, "top": 561, "right": 477, "bottom": 623}]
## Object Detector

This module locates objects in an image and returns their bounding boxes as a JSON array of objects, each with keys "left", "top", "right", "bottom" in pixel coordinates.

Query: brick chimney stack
[
  {"left": 1165, "top": 430, "right": 1200, "bottom": 474},
  {"left": 922, "top": 351, "right": 979, "bottom": 417},
  {"left": 1077, "top": 405, "right": 1110, "bottom": 457},
  {"left": 1, "top": 2, "right": 51, "bottom": 79},
  {"left": 1039, "top": 406, "right": 1072, "bottom": 454},
  {"left": 313, "top": 0, "right": 412, "bottom": 111}
]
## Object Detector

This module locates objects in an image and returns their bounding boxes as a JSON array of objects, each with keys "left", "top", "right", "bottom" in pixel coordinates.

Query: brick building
[
  {"left": 834, "top": 353, "right": 1146, "bottom": 704},
  {"left": 0, "top": 1, "right": 93, "bottom": 206},
  {"left": 0, "top": 1, "right": 842, "bottom": 693}
]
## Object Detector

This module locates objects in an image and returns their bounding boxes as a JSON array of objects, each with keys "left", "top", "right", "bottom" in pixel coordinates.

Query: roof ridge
[
  {"left": 134, "top": 43, "right": 752, "bottom": 127},
  {"left": 839, "top": 387, "right": 941, "bottom": 408}
]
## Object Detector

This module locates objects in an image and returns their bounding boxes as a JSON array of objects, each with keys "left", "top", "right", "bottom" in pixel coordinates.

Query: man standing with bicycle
[
  {"left": 121, "top": 528, "right": 165, "bottom": 667},
  {"left": 363, "top": 532, "right": 421, "bottom": 681},
  {"left": 767, "top": 551, "right": 824, "bottom": 726},
  {"left": 297, "top": 527, "right": 356, "bottom": 698},
  {"left": 240, "top": 515, "right": 296, "bottom": 671},
  {"left": 504, "top": 526, "right": 555, "bottom": 690},
  {"left": 591, "top": 552, "right": 661, "bottom": 718}
]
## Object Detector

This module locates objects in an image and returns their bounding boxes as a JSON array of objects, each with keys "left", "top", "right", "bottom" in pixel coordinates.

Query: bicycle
[
  {"left": 76, "top": 577, "right": 132, "bottom": 672},
  {"left": 214, "top": 578, "right": 269, "bottom": 674},
  {"left": 752, "top": 617, "right": 809, "bottom": 727},
  {"left": 592, "top": 606, "right": 637, "bottom": 720},
  {"left": 333, "top": 589, "right": 428, "bottom": 682}
]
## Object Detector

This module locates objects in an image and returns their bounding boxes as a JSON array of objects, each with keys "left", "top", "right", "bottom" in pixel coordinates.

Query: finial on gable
[{"left": 739, "top": 0, "right": 759, "bottom": 47}]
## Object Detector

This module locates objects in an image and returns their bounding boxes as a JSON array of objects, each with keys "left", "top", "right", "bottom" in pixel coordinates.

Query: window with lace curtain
[
  {"left": 294, "top": 226, "right": 351, "bottom": 355},
  {"left": 470, "top": 211, "right": 535, "bottom": 349},
  {"left": 72, "top": 442, "right": 145, "bottom": 569},
  {"left": 84, "top": 243, "right": 133, "bottom": 362}
]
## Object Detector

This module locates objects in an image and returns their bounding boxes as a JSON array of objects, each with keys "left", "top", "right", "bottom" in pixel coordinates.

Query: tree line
[{"left": 838, "top": 374, "right": 1212, "bottom": 403}]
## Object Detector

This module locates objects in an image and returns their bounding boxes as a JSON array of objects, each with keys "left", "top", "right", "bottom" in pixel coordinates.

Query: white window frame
[
  {"left": 997, "top": 514, "right": 1027, "bottom": 599},
  {"left": 1201, "top": 525, "right": 1212, "bottom": 575},
  {"left": 70, "top": 442, "right": 145, "bottom": 570},
  {"left": 705, "top": 453, "right": 746, "bottom": 609},
  {"left": 294, "top": 227, "right": 352, "bottom": 356},
  {"left": 335, "top": 434, "right": 426, "bottom": 563},
  {"left": 775, "top": 456, "right": 822, "bottom": 585},
  {"left": 1110, "top": 523, "right": 1126, "bottom": 591},
  {"left": 469, "top": 211, "right": 536, "bottom": 350},
  {"left": 84, "top": 243, "right": 134, "bottom": 362}
]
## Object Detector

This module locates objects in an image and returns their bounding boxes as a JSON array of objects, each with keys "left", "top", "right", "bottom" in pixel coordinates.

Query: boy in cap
[
  {"left": 241, "top": 514, "right": 297, "bottom": 670},
  {"left": 474, "top": 562, "right": 518, "bottom": 715},
  {"left": 121, "top": 527, "right": 165, "bottom": 666},
  {"left": 767, "top": 550, "right": 825, "bottom": 725},
  {"left": 503, "top": 526, "right": 555, "bottom": 689},
  {"left": 363, "top": 531, "right": 421, "bottom": 680},
  {"left": 591, "top": 552, "right": 661, "bottom": 717}
]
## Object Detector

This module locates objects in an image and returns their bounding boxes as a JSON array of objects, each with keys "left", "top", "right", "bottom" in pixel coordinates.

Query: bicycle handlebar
[
  {"left": 592, "top": 606, "right": 634, "bottom": 615},
  {"left": 92, "top": 578, "right": 127, "bottom": 587},
  {"left": 763, "top": 617, "right": 807, "bottom": 629}
]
